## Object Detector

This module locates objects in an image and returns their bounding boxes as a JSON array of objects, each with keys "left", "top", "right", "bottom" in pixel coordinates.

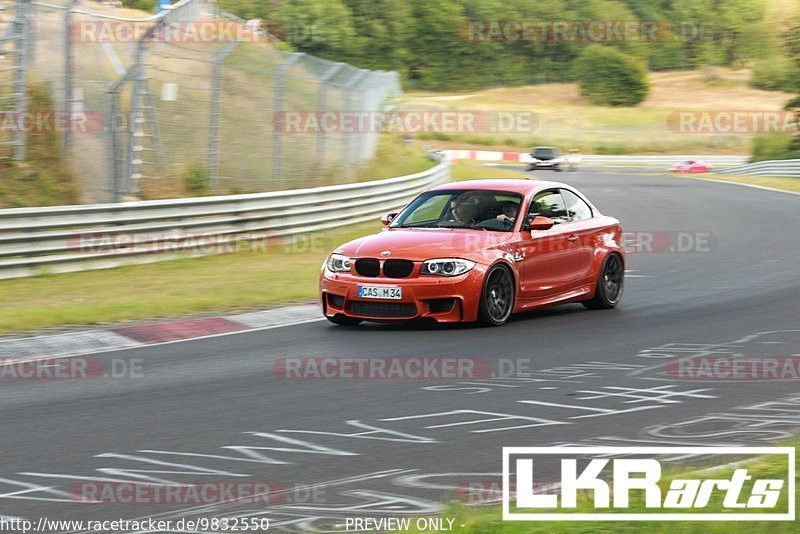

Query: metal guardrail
[
  {"left": 442, "top": 150, "right": 748, "bottom": 167},
  {"left": 576, "top": 155, "right": 748, "bottom": 166},
  {"left": 0, "top": 156, "right": 451, "bottom": 280},
  {"left": 718, "top": 159, "right": 800, "bottom": 177}
]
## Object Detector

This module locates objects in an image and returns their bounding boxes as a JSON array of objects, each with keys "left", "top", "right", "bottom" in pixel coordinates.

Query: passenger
[{"left": 496, "top": 201, "right": 519, "bottom": 227}]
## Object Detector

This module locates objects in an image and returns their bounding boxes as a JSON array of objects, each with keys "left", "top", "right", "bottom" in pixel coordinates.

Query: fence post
[
  {"left": 272, "top": 52, "right": 303, "bottom": 186},
  {"left": 104, "top": 7, "right": 172, "bottom": 202},
  {"left": 343, "top": 70, "right": 369, "bottom": 179},
  {"left": 123, "top": 45, "right": 144, "bottom": 196},
  {"left": 316, "top": 62, "right": 344, "bottom": 175},
  {"left": 12, "top": 0, "right": 31, "bottom": 162},
  {"left": 106, "top": 89, "right": 120, "bottom": 202},
  {"left": 63, "top": 0, "right": 79, "bottom": 157},
  {"left": 208, "top": 42, "right": 238, "bottom": 190}
]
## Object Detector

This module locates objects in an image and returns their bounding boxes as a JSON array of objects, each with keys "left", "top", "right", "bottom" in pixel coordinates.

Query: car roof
[{"left": 429, "top": 179, "right": 571, "bottom": 195}]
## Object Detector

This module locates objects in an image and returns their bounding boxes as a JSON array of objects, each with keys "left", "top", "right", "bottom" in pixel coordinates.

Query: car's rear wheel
[
  {"left": 478, "top": 265, "right": 515, "bottom": 326},
  {"left": 582, "top": 253, "right": 624, "bottom": 309},
  {"left": 326, "top": 314, "right": 363, "bottom": 326}
]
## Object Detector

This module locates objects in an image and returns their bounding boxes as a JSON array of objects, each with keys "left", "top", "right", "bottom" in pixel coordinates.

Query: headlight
[
  {"left": 421, "top": 258, "right": 476, "bottom": 276},
  {"left": 326, "top": 253, "right": 351, "bottom": 273}
]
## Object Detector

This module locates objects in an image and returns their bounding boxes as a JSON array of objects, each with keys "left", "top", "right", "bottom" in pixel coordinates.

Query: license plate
[{"left": 358, "top": 285, "right": 402, "bottom": 300}]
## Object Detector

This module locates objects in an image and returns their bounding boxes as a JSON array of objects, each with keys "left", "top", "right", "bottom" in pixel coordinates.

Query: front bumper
[
  {"left": 528, "top": 160, "right": 561, "bottom": 168},
  {"left": 319, "top": 265, "right": 487, "bottom": 323}
]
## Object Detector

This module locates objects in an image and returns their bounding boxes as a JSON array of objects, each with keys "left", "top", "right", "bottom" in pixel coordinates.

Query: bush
[
  {"left": 573, "top": 46, "right": 650, "bottom": 107},
  {"left": 751, "top": 57, "right": 800, "bottom": 92},
  {"left": 750, "top": 133, "right": 800, "bottom": 162},
  {"left": 648, "top": 43, "right": 688, "bottom": 71},
  {"left": 184, "top": 164, "right": 211, "bottom": 195},
  {"left": 0, "top": 82, "right": 79, "bottom": 208}
]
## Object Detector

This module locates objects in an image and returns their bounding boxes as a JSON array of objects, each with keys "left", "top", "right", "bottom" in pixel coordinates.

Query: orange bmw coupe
[{"left": 320, "top": 179, "right": 625, "bottom": 326}]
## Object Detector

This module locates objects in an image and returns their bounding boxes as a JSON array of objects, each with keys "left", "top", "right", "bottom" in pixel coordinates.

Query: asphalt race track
[{"left": 1, "top": 168, "right": 799, "bottom": 532}]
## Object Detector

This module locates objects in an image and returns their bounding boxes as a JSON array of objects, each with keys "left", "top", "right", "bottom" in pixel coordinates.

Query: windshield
[
  {"left": 390, "top": 190, "right": 523, "bottom": 231},
  {"left": 533, "top": 148, "right": 555, "bottom": 157}
]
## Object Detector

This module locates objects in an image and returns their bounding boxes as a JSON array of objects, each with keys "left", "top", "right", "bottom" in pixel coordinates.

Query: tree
[
  {"left": 214, "top": 0, "right": 780, "bottom": 92},
  {"left": 342, "top": 0, "right": 413, "bottom": 75},
  {"left": 272, "top": 0, "right": 358, "bottom": 61},
  {"left": 785, "top": 96, "right": 800, "bottom": 151},
  {"left": 573, "top": 45, "right": 649, "bottom": 106}
]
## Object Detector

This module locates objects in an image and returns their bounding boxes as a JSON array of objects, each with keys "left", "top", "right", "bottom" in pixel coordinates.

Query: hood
[{"left": 334, "top": 228, "right": 515, "bottom": 263}]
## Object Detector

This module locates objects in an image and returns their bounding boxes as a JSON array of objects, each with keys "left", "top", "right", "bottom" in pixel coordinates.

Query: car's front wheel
[
  {"left": 582, "top": 253, "right": 624, "bottom": 309},
  {"left": 477, "top": 265, "right": 515, "bottom": 326},
  {"left": 326, "top": 314, "right": 363, "bottom": 326}
]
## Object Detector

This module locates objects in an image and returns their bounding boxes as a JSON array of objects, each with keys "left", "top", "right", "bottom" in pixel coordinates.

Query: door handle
[{"left": 567, "top": 234, "right": 578, "bottom": 242}]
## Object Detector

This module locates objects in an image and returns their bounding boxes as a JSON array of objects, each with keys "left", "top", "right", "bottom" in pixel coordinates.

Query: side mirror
[
  {"left": 528, "top": 215, "right": 554, "bottom": 231},
  {"left": 381, "top": 212, "right": 398, "bottom": 226}
]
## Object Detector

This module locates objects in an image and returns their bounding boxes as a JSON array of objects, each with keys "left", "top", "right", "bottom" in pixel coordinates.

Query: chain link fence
[
  {"left": 1, "top": 0, "right": 402, "bottom": 203},
  {"left": 0, "top": 0, "right": 29, "bottom": 161}
]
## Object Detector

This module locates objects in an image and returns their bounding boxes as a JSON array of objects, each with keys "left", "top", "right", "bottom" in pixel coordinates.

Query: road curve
[{"left": 1, "top": 168, "right": 798, "bottom": 531}]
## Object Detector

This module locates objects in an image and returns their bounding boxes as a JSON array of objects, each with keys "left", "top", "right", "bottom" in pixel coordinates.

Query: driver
[{"left": 451, "top": 195, "right": 480, "bottom": 226}]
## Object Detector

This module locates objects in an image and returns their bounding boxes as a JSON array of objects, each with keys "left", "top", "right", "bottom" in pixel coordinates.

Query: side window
[
  {"left": 561, "top": 189, "right": 593, "bottom": 221},
  {"left": 402, "top": 194, "right": 450, "bottom": 225},
  {"left": 528, "top": 190, "right": 569, "bottom": 224}
]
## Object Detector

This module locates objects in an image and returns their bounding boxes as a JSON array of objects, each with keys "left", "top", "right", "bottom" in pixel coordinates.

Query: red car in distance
[
  {"left": 320, "top": 179, "right": 625, "bottom": 326},
  {"left": 669, "top": 160, "right": 712, "bottom": 173}
]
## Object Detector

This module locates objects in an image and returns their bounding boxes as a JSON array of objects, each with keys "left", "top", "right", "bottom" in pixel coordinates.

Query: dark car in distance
[{"left": 527, "top": 146, "right": 565, "bottom": 172}]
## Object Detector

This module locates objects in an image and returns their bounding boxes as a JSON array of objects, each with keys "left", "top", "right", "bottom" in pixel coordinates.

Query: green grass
[
  {"left": 0, "top": 222, "right": 379, "bottom": 334},
  {"left": 354, "top": 136, "right": 437, "bottom": 182},
  {"left": 450, "top": 160, "right": 524, "bottom": 181},
  {"left": 0, "top": 162, "right": 523, "bottom": 334},
  {"left": 400, "top": 445, "right": 798, "bottom": 533},
  {"left": 401, "top": 68, "right": 796, "bottom": 155},
  {"left": 140, "top": 134, "right": 437, "bottom": 199},
  {"left": 0, "top": 162, "right": 77, "bottom": 208}
]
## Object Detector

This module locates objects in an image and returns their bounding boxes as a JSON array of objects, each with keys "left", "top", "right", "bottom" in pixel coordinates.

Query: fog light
[
  {"left": 427, "top": 298, "right": 456, "bottom": 313},
  {"left": 327, "top": 294, "right": 345, "bottom": 308}
]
